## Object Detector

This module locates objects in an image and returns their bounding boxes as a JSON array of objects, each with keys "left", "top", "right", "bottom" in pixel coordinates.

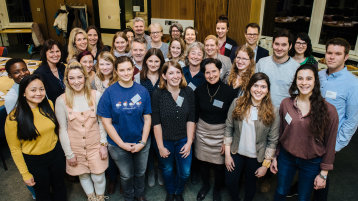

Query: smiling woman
[{"left": 34, "top": 39, "right": 66, "bottom": 103}]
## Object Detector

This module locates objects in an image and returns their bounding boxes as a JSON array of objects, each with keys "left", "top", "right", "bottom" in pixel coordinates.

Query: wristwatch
[
  {"left": 100, "top": 142, "right": 108, "bottom": 147},
  {"left": 139, "top": 140, "right": 146, "bottom": 146},
  {"left": 319, "top": 173, "right": 327, "bottom": 180}
]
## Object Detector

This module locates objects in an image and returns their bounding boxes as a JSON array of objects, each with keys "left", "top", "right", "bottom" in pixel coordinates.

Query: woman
[
  {"left": 289, "top": 33, "right": 318, "bottom": 69},
  {"left": 148, "top": 23, "right": 169, "bottom": 59},
  {"left": 183, "top": 42, "right": 206, "bottom": 91},
  {"left": 124, "top": 28, "right": 135, "bottom": 48},
  {"left": 184, "top": 26, "right": 198, "bottom": 47},
  {"left": 194, "top": 58, "right": 236, "bottom": 201},
  {"left": 91, "top": 51, "right": 118, "bottom": 93},
  {"left": 139, "top": 48, "right": 165, "bottom": 187},
  {"left": 227, "top": 45, "right": 255, "bottom": 96},
  {"left": 224, "top": 72, "right": 279, "bottom": 201},
  {"left": 271, "top": 64, "right": 338, "bottom": 201},
  {"left": 34, "top": 39, "right": 66, "bottom": 104},
  {"left": 97, "top": 56, "right": 152, "bottom": 201},
  {"left": 111, "top": 31, "right": 130, "bottom": 58},
  {"left": 166, "top": 38, "right": 186, "bottom": 67},
  {"left": 87, "top": 25, "right": 110, "bottom": 61},
  {"left": 169, "top": 23, "right": 183, "bottom": 40},
  {"left": 216, "top": 15, "right": 237, "bottom": 57},
  {"left": 152, "top": 61, "right": 195, "bottom": 201},
  {"left": 67, "top": 27, "right": 90, "bottom": 63},
  {"left": 204, "top": 35, "right": 232, "bottom": 81},
  {"left": 78, "top": 50, "right": 96, "bottom": 83},
  {"left": 5, "top": 74, "right": 67, "bottom": 201},
  {"left": 55, "top": 62, "right": 108, "bottom": 201}
]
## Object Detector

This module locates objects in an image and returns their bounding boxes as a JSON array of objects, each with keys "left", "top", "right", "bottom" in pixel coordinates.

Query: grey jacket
[{"left": 224, "top": 98, "right": 279, "bottom": 163}]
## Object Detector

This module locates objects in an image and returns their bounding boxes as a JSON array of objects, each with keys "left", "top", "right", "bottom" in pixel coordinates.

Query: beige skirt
[{"left": 195, "top": 118, "right": 225, "bottom": 164}]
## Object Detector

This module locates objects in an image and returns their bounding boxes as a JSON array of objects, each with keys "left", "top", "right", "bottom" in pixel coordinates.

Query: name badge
[
  {"left": 251, "top": 107, "right": 258, "bottom": 121},
  {"left": 285, "top": 112, "right": 292, "bottom": 125},
  {"left": 225, "top": 43, "right": 232, "bottom": 50},
  {"left": 131, "top": 94, "right": 141, "bottom": 104},
  {"left": 213, "top": 99, "right": 224, "bottom": 108},
  {"left": 188, "top": 82, "right": 197, "bottom": 91},
  {"left": 176, "top": 96, "right": 184, "bottom": 107},
  {"left": 325, "top": 91, "right": 337, "bottom": 99}
]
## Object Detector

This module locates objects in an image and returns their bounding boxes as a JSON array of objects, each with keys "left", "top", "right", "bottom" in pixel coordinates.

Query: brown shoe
[{"left": 106, "top": 181, "right": 116, "bottom": 195}]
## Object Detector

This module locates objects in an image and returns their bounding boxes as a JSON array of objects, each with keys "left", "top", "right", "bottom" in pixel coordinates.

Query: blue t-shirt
[{"left": 97, "top": 82, "right": 152, "bottom": 145}]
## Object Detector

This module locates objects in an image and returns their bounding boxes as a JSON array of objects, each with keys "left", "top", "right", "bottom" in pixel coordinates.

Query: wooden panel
[
  {"left": 29, "top": 0, "right": 49, "bottom": 38},
  {"left": 151, "top": 0, "right": 195, "bottom": 20},
  {"left": 195, "top": 0, "right": 227, "bottom": 42},
  {"left": 250, "top": 0, "right": 261, "bottom": 24},
  {"left": 228, "top": 0, "right": 251, "bottom": 45}
]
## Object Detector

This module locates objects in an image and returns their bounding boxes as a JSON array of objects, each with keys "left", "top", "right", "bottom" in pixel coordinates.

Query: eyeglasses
[
  {"left": 151, "top": 31, "right": 162, "bottom": 35},
  {"left": 295, "top": 42, "right": 307, "bottom": 46},
  {"left": 236, "top": 57, "right": 250, "bottom": 61},
  {"left": 245, "top": 33, "right": 258, "bottom": 37}
]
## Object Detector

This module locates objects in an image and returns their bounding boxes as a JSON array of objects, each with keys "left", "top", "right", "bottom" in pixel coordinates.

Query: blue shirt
[
  {"left": 97, "top": 82, "right": 152, "bottom": 145},
  {"left": 319, "top": 67, "right": 358, "bottom": 151},
  {"left": 183, "top": 66, "right": 205, "bottom": 91}
]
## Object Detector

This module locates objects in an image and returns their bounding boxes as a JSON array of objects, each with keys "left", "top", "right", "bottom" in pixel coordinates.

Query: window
[
  {"left": 0, "top": 0, "right": 33, "bottom": 28},
  {"left": 261, "top": 0, "right": 358, "bottom": 61}
]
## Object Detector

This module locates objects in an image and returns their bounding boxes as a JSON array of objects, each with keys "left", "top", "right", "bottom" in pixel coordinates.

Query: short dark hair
[
  {"left": 5, "top": 58, "right": 26, "bottom": 74},
  {"left": 115, "top": 56, "right": 135, "bottom": 71},
  {"left": 124, "top": 28, "right": 135, "bottom": 36},
  {"left": 216, "top": 15, "right": 229, "bottom": 28},
  {"left": 326, "top": 37, "right": 351, "bottom": 56},
  {"left": 289, "top": 32, "right": 313, "bottom": 57},
  {"left": 200, "top": 58, "right": 222, "bottom": 73},
  {"left": 40, "top": 39, "right": 63, "bottom": 63},
  {"left": 245, "top": 23, "right": 260, "bottom": 33},
  {"left": 273, "top": 29, "right": 293, "bottom": 46}
]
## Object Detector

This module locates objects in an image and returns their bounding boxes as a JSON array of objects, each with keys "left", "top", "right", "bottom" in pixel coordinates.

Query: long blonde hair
[
  {"left": 64, "top": 61, "right": 93, "bottom": 108},
  {"left": 67, "top": 28, "right": 90, "bottom": 63},
  {"left": 227, "top": 45, "right": 255, "bottom": 91},
  {"left": 95, "top": 51, "right": 118, "bottom": 86}
]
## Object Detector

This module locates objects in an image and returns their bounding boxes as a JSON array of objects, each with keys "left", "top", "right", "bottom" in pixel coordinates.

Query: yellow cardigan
[{"left": 5, "top": 102, "right": 58, "bottom": 181}]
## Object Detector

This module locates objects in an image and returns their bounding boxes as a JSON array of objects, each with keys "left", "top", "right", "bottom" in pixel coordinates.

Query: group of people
[{"left": 3, "top": 15, "right": 358, "bottom": 201}]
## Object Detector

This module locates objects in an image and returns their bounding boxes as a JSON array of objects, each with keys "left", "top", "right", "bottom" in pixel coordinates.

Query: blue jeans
[
  {"left": 157, "top": 137, "right": 192, "bottom": 195},
  {"left": 108, "top": 140, "right": 150, "bottom": 201},
  {"left": 274, "top": 148, "right": 322, "bottom": 201}
]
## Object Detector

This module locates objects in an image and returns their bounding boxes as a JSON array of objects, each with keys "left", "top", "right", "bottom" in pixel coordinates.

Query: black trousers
[
  {"left": 199, "top": 160, "right": 225, "bottom": 190},
  {"left": 225, "top": 153, "right": 260, "bottom": 201},
  {"left": 23, "top": 143, "right": 67, "bottom": 201}
]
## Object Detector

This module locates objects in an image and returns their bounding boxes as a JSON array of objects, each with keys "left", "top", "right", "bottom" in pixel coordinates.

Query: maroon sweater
[{"left": 278, "top": 97, "right": 338, "bottom": 170}]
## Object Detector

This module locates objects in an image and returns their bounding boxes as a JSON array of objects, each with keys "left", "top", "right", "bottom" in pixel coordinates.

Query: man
[
  {"left": 314, "top": 38, "right": 358, "bottom": 201},
  {"left": 133, "top": 17, "right": 151, "bottom": 44},
  {"left": 256, "top": 29, "right": 300, "bottom": 108},
  {"left": 230, "top": 23, "right": 269, "bottom": 63},
  {"left": 4, "top": 58, "right": 31, "bottom": 114},
  {"left": 131, "top": 37, "right": 147, "bottom": 82}
]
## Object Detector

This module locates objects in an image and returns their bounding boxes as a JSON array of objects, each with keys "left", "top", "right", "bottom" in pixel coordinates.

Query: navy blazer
[
  {"left": 34, "top": 62, "right": 66, "bottom": 104},
  {"left": 230, "top": 45, "right": 269, "bottom": 63}
]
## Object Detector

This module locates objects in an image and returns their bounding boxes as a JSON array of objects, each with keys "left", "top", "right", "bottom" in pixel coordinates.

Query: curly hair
[
  {"left": 232, "top": 72, "right": 275, "bottom": 126},
  {"left": 289, "top": 64, "right": 328, "bottom": 141},
  {"left": 227, "top": 45, "right": 255, "bottom": 91}
]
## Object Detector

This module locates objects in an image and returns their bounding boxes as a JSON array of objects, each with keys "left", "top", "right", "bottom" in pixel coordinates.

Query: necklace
[{"left": 207, "top": 83, "right": 220, "bottom": 102}]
